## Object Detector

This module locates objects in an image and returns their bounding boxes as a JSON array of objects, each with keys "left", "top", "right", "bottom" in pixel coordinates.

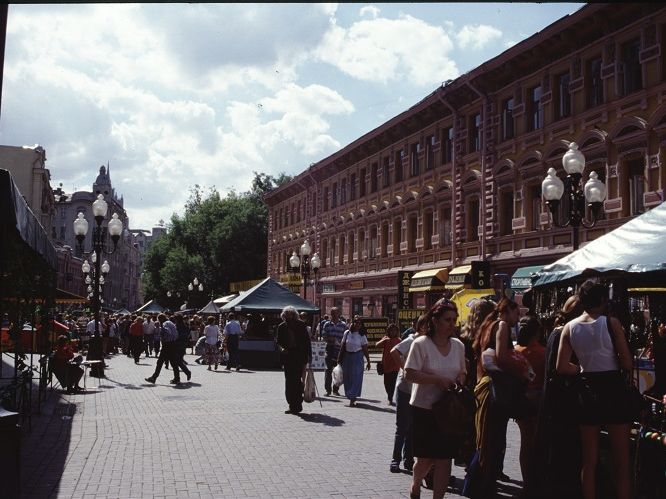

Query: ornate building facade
[
  {"left": 266, "top": 3, "right": 666, "bottom": 320},
  {"left": 52, "top": 166, "right": 142, "bottom": 310}
]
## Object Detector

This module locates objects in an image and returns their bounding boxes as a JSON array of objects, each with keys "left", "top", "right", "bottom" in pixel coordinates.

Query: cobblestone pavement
[{"left": 20, "top": 353, "right": 523, "bottom": 499}]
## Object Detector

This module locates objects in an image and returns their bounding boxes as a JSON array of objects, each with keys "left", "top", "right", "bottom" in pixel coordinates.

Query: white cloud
[
  {"left": 456, "top": 24, "right": 503, "bottom": 50},
  {"left": 314, "top": 14, "right": 457, "bottom": 86},
  {"left": 360, "top": 5, "right": 380, "bottom": 19}
]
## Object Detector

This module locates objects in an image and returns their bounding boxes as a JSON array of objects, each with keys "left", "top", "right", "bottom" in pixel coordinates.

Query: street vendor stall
[{"left": 221, "top": 278, "right": 319, "bottom": 369}]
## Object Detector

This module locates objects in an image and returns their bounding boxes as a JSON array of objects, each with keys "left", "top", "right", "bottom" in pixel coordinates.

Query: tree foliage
[{"left": 142, "top": 172, "right": 291, "bottom": 306}]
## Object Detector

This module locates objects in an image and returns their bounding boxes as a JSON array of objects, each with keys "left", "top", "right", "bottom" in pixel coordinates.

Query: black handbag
[
  {"left": 376, "top": 360, "right": 384, "bottom": 375},
  {"left": 432, "top": 385, "right": 476, "bottom": 437}
]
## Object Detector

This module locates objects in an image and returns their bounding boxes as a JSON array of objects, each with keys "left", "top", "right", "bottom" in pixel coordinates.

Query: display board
[
  {"left": 360, "top": 317, "right": 389, "bottom": 352},
  {"left": 310, "top": 340, "right": 327, "bottom": 370}
]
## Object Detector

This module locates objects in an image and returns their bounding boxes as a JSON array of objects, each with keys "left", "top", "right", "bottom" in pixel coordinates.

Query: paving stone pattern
[{"left": 21, "top": 354, "right": 523, "bottom": 498}]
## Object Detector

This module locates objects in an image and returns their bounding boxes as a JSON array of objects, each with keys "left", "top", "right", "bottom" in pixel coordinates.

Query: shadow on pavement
[
  {"left": 351, "top": 402, "right": 395, "bottom": 413},
  {"left": 20, "top": 397, "right": 76, "bottom": 498},
  {"left": 173, "top": 382, "right": 201, "bottom": 389},
  {"left": 297, "top": 412, "right": 345, "bottom": 427}
]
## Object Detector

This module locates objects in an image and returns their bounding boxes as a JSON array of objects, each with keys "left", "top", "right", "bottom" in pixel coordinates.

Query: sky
[{"left": 0, "top": 3, "right": 584, "bottom": 230}]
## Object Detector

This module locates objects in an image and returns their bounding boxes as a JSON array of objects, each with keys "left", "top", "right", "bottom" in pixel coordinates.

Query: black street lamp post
[
  {"left": 289, "top": 240, "right": 321, "bottom": 301},
  {"left": 74, "top": 194, "right": 123, "bottom": 377},
  {"left": 541, "top": 142, "right": 607, "bottom": 251}
]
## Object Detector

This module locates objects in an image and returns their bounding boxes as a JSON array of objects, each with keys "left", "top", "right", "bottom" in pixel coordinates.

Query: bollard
[{"left": 0, "top": 407, "right": 20, "bottom": 499}]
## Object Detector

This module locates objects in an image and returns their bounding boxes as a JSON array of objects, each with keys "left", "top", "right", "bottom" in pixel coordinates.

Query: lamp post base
[{"left": 86, "top": 336, "right": 106, "bottom": 377}]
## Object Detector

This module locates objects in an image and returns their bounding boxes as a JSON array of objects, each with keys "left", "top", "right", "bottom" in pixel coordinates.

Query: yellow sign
[{"left": 349, "top": 280, "right": 364, "bottom": 290}]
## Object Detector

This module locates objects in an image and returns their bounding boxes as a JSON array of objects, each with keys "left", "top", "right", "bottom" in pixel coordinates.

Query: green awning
[{"left": 510, "top": 265, "right": 543, "bottom": 291}]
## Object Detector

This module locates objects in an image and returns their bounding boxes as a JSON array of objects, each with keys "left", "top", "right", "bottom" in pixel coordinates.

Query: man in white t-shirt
[{"left": 223, "top": 313, "right": 243, "bottom": 371}]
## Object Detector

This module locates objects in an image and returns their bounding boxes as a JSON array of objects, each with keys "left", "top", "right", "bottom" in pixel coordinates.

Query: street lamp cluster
[
  {"left": 542, "top": 142, "right": 607, "bottom": 250},
  {"left": 289, "top": 240, "right": 321, "bottom": 299},
  {"left": 74, "top": 194, "right": 123, "bottom": 375},
  {"left": 167, "top": 277, "right": 204, "bottom": 310}
]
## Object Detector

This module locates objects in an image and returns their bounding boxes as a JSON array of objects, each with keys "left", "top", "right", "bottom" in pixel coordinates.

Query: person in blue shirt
[{"left": 322, "top": 307, "right": 347, "bottom": 396}]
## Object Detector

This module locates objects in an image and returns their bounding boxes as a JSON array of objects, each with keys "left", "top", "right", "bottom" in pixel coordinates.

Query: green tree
[{"left": 141, "top": 172, "right": 291, "bottom": 307}]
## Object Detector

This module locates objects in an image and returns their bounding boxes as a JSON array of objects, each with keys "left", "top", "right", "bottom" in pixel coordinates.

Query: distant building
[
  {"left": 0, "top": 144, "right": 55, "bottom": 235},
  {"left": 52, "top": 165, "right": 142, "bottom": 311}
]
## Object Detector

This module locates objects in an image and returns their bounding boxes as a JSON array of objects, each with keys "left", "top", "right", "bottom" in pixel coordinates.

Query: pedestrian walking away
[
  {"left": 223, "top": 312, "right": 243, "bottom": 371},
  {"left": 277, "top": 306, "right": 312, "bottom": 414},
  {"left": 129, "top": 315, "right": 144, "bottom": 364},
  {"left": 145, "top": 313, "right": 190, "bottom": 385},
  {"left": 322, "top": 307, "right": 346, "bottom": 396}
]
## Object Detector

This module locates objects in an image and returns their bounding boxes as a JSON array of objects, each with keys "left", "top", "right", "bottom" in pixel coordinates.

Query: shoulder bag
[
  {"left": 431, "top": 385, "right": 476, "bottom": 437},
  {"left": 376, "top": 361, "right": 384, "bottom": 376},
  {"left": 337, "top": 331, "right": 348, "bottom": 365}
]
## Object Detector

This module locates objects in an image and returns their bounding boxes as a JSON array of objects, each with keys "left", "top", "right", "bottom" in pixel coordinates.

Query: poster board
[
  {"left": 360, "top": 317, "right": 389, "bottom": 352},
  {"left": 310, "top": 340, "right": 327, "bottom": 370},
  {"left": 398, "top": 309, "right": 426, "bottom": 335}
]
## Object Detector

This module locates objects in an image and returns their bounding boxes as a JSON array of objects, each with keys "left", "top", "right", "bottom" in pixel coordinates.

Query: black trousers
[
  {"left": 383, "top": 370, "right": 399, "bottom": 401},
  {"left": 324, "top": 356, "right": 337, "bottom": 393},
  {"left": 226, "top": 335, "right": 240, "bottom": 368},
  {"left": 283, "top": 361, "right": 306, "bottom": 411},
  {"left": 129, "top": 335, "right": 143, "bottom": 362},
  {"left": 151, "top": 342, "right": 181, "bottom": 380}
]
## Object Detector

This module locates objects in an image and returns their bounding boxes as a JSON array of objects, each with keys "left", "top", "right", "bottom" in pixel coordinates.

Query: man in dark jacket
[{"left": 277, "top": 306, "right": 312, "bottom": 414}]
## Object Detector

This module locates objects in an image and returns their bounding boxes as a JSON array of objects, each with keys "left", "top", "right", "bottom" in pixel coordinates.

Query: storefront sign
[
  {"left": 360, "top": 317, "right": 389, "bottom": 352},
  {"left": 398, "top": 308, "right": 426, "bottom": 334},
  {"left": 471, "top": 260, "right": 491, "bottom": 289},
  {"left": 397, "top": 271, "right": 414, "bottom": 308},
  {"left": 349, "top": 280, "right": 364, "bottom": 290}
]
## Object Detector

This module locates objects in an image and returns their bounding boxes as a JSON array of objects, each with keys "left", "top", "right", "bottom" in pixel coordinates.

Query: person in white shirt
[
  {"left": 142, "top": 315, "right": 156, "bottom": 357},
  {"left": 405, "top": 299, "right": 466, "bottom": 499},
  {"left": 338, "top": 316, "right": 371, "bottom": 407},
  {"left": 223, "top": 313, "right": 243, "bottom": 371},
  {"left": 203, "top": 316, "right": 221, "bottom": 370}
]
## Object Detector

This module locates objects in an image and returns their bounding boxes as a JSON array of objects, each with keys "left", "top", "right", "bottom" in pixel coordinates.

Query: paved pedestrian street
[{"left": 21, "top": 354, "right": 523, "bottom": 498}]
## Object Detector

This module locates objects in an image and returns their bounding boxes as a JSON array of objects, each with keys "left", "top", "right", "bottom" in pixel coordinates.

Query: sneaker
[
  {"left": 144, "top": 377, "right": 155, "bottom": 384},
  {"left": 390, "top": 461, "right": 400, "bottom": 473}
]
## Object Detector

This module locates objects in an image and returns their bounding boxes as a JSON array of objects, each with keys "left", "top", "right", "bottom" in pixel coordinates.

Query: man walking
[
  {"left": 145, "top": 313, "right": 190, "bottom": 385},
  {"left": 223, "top": 313, "right": 243, "bottom": 371},
  {"left": 142, "top": 314, "right": 156, "bottom": 357},
  {"left": 322, "top": 307, "right": 346, "bottom": 396},
  {"left": 277, "top": 306, "right": 312, "bottom": 414}
]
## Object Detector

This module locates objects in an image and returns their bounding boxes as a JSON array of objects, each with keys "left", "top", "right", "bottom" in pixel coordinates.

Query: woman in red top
[
  {"left": 514, "top": 315, "right": 546, "bottom": 495},
  {"left": 376, "top": 323, "right": 402, "bottom": 405}
]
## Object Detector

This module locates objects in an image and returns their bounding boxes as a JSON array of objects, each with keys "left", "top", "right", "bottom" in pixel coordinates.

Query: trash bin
[{"left": 0, "top": 407, "right": 20, "bottom": 498}]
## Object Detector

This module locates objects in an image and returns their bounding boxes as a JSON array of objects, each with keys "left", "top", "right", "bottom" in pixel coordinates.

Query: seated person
[{"left": 54, "top": 335, "right": 84, "bottom": 393}]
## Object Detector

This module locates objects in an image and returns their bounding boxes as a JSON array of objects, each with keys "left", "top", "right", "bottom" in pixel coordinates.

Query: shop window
[
  {"left": 360, "top": 168, "right": 367, "bottom": 197},
  {"left": 410, "top": 143, "right": 420, "bottom": 177},
  {"left": 499, "top": 189, "right": 514, "bottom": 236},
  {"left": 469, "top": 113, "right": 481, "bottom": 153},
  {"left": 502, "top": 98, "right": 514, "bottom": 141},
  {"left": 395, "top": 150, "right": 404, "bottom": 182},
  {"left": 423, "top": 211, "right": 433, "bottom": 250},
  {"left": 426, "top": 135, "right": 435, "bottom": 171},
  {"left": 331, "top": 182, "right": 338, "bottom": 208},
  {"left": 383, "top": 157, "right": 391, "bottom": 187},
  {"left": 621, "top": 38, "right": 642, "bottom": 96},
  {"left": 381, "top": 222, "right": 389, "bottom": 257},
  {"left": 407, "top": 214, "right": 417, "bottom": 252},
  {"left": 392, "top": 218, "right": 402, "bottom": 254},
  {"left": 466, "top": 198, "right": 479, "bottom": 242},
  {"left": 555, "top": 72, "right": 571, "bottom": 120},
  {"left": 528, "top": 85, "right": 543, "bottom": 131},
  {"left": 442, "top": 127, "right": 453, "bottom": 164},
  {"left": 439, "top": 206, "right": 452, "bottom": 245},
  {"left": 371, "top": 162, "right": 378, "bottom": 193},
  {"left": 340, "top": 178, "right": 347, "bottom": 205},
  {"left": 350, "top": 173, "right": 356, "bottom": 201}
]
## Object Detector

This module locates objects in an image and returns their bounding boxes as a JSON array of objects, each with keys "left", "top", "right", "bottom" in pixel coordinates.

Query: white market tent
[
  {"left": 533, "top": 201, "right": 666, "bottom": 287},
  {"left": 213, "top": 293, "right": 238, "bottom": 305}
]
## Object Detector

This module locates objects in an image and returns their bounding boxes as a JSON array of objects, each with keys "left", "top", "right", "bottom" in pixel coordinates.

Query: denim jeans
[{"left": 392, "top": 388, "right": 414, "bottom": 466}]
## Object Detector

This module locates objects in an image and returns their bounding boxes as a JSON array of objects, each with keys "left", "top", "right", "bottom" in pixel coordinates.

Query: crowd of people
[{"left": 51, "top": 278, "right": 640, "bottom": 499}]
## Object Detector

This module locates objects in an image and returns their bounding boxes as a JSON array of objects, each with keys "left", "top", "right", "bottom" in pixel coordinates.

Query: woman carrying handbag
[{"left": 338, "top": 316, "right": 371, "bottom": 407}]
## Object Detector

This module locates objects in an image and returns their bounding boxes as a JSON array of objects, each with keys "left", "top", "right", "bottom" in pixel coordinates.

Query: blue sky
[{"left": 0, "top": 3, "right": 584, "bottom": 230}]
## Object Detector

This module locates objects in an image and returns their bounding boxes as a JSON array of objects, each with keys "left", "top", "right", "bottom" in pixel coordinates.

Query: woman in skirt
[
  {"left": 203, "top": 315, "right": 221, "bottom": 370},
  {"left": 405, "top": 299, "right": 467, "bottom": 499},
  {"left": 338, "top": 316, "right": 371, "bottom": 407},
  {"left": 557, "top": 280, "right": 634, "bottom": 499}
]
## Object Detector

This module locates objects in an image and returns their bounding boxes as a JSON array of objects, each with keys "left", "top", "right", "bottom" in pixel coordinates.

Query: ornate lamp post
[
  {"left": 289, "top": 240, "right": 321, "bottom": 300},
  {"left": 74, "top": 194, "right": 123, "bottom": 376},
  {"left": 168, "top": 277, "right": 204, "bottom": 310},
  {"left": 541, "top": 142, "right": 607, "bottom": 251}
]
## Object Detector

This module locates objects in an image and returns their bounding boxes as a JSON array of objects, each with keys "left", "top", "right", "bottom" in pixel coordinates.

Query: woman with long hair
[
  {"left": 405, "top": 299, "right": 467, "bottom": 499},
  {"left": 338, "top": 315, "right": 371, "bottom": 407},
  {"left": 556, "top": 281, "right": 633, "bottom": 499},
  {"left": 460, "top": 299, "right": 497, "bottom": 390},
  {"left": 470, "top": 297, "right": 521, "bottom": 499},
  {"left": 203, "top": 315, "right": 221, "bottom": 370}
]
